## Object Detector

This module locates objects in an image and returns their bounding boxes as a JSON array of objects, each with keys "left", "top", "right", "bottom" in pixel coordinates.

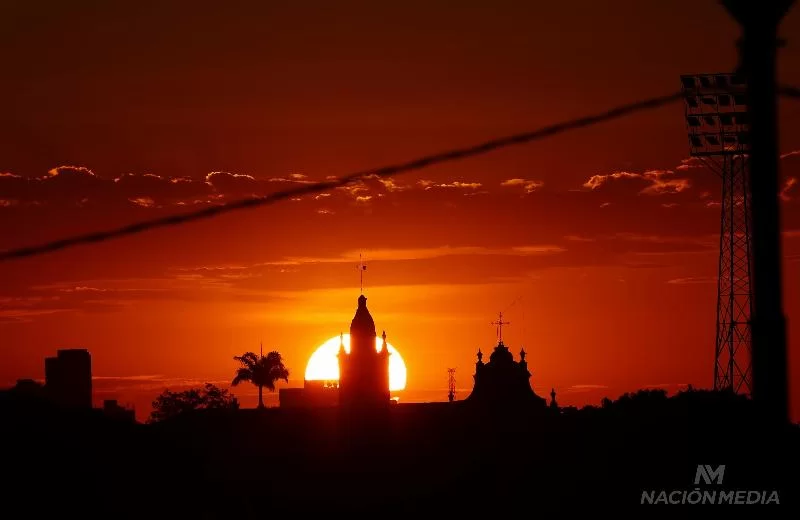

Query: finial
[
  {"left": 260, "top": 341, "right": 263, "bottom": 357},
  {"left": 477, "top": 348, "right": 483, "bottom": 362},
  {"left": 520, "top": 347, "right": 526, "bottom": 361},
  {"left": 358, "top": 253, "right": 367, "bottom": 295}
]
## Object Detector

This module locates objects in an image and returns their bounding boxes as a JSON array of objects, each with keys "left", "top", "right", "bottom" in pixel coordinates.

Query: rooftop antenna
[
  {"left": 520, "top": 297, "right": 526, "bottom": 352},
  {"left": 358, "top": 253, "right": 367, "bottom": 295},
  {"left": 491, "top": 312, "right": 510, "bottom": 344},
  {"left": 447, "top": 368, "right": 456, "bottom": 402}
]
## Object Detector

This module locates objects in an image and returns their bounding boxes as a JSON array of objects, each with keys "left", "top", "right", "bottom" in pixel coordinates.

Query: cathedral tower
[{"left": 338, "top": 295, "right": 391, "bottom": 406}]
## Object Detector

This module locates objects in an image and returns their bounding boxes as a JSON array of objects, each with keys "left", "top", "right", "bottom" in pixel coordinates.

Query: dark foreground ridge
[{"left": 3, "top": 389, "right": 797, "bottom": 516}]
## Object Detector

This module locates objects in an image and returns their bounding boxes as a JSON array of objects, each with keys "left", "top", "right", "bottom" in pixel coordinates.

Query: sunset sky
[{"left": 1, "top": 0, "right": 799, "bottom": 421}]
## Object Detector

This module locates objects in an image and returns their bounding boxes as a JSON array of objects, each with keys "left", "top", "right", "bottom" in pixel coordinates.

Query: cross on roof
[{"left": 491, "top": 312, "right": 510, "bottom": 343}]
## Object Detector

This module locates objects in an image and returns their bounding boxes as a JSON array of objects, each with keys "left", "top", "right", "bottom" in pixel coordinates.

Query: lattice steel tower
[
  {"left": 680, "top": 73, "right": 752, "bottom": 394},
  {"left": 447, "top": 368, "right": 456, "bottom": 402}
]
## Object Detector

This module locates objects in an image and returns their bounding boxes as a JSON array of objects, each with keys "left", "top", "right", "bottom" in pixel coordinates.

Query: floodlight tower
[
  {"left": 680, "top": 73, "right": 752, "bottom": 394},
  {"left": 447, "top": 368, "right": 456, "bottom": 402}
]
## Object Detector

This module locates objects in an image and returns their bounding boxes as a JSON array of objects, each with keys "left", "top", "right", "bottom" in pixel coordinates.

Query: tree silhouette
[
  {"left": 149, "top": 383, "right": 238, "bottom": 423},
  {"left": 232, "top": 350, "right": 289, "bottom": 409}
]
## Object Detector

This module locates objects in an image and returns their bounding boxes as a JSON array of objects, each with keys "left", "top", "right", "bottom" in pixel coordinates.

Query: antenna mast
[{"left": 447, "top": 368, "right": 456, "bottom": 402}]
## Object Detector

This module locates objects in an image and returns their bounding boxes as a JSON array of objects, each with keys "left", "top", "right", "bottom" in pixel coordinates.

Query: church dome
[
  {"left": 350, "top": 295, "right": 376, "bottom": 337},
  {"left": 489, "top": 342, "right": 514, "bottom": 364}
]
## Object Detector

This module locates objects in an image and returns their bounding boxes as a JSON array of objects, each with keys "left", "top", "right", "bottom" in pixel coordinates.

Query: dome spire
[{"left": 357, "top": 253, "right": 367, "bottom": 295}]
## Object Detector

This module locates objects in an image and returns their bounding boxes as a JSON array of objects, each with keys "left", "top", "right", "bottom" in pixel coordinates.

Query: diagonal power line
[
  {"left": 779, "top": 84, "right": 800, "bottom": 98},
  {"left": 0, "top": 92, "right": 683, "bottom": 263}
]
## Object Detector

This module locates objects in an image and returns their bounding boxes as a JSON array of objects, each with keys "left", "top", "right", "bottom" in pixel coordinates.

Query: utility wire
[
  {"left": 0, "top": 92, "right": 683, "bottom": 263},
  {"left": 779, "top": 85, "right": 800, "bottom": 98}
]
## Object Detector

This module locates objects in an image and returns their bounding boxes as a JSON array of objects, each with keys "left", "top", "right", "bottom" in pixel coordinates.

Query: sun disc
[{"left": 305, "top": 334, "right": 407, "bottom": 391}]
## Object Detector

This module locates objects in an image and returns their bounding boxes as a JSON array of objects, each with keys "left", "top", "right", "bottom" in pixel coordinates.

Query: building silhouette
[
  {"left": 466, "top": 340, "right": 546, "bottom": 407},
  {"left": 101, "top": 399, "right": 136, "bottom": 423},
  {"left": 338, "top": 294, "right": 390, "bottom": 406},
  {"left": 44, "top": 349, "right": 92, "bottom": 408},
  {"left": 279, "top": 380, "right": 339, "bottom": 408}
]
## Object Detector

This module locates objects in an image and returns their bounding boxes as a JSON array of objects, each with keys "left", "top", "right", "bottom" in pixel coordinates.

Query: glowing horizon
[{"left": 305, "top": 334, "right": 407, "bottom": 391}]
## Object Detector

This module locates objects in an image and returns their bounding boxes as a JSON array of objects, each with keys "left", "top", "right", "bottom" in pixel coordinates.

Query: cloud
[
  {"left": 91, "top": 375, "right": 231, "bottom": 394},
  {"left": 364, "top": 175, "right": 410, "bottom": 192},
  {"left": 205, "top": 171, "right": 257, "bottom": 197},
  {"left": 583, "top": 169, "right": 690, "bottom": 195},
  {"left": 564, "top": 235, "right": 596, "bottom": 242},
  {"left": 336, "top": 182, "right": 370, "bottom": 198},
  {"left": 583, "top": 171, "right": 640, "bottom": 190},
  {"left": 781, "top": 177, "right": 798, "bottom": 201},
  {"left": 675, "top": 157, "right": 707, "bottom": 171},
  {"left": 129, "top": 197, "right": 156, "bottom": 208},
  {"left": 0, "top": 308, "right": 70, "bottom": 323},
  {"left": 93, "top": 375, "right": 165, "bottom": 381},
  {"left": 666, "top": 276, "right": 716, "bottom": 285},
  {"left": 500, "top": 178, "right": 544, "bottom": 193},
  {"left": 423, "top": 181, "right": 482, "bottom": 190},
  {"left": 57, "top": 286, "right": 109, "bottom": 293},
  {"left": 266, "top": 175, "right": 314, "bottom": 184},
  {"left": 259, "top": 244, "right": 566, "bottom": 265},
  {"left": 566, "top": 384, "right": 609, "bottom": 393},
  {"left": 0, "top": 167, "right": 336, "bottom": 209}
]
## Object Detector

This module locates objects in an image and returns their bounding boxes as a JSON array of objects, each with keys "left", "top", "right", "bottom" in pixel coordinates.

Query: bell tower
[{"left": 338, "top": 294, "right": 391, "bottom": 406}]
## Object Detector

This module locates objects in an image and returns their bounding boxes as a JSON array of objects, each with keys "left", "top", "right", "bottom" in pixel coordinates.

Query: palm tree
[{"left": 232, "top": 345, "right": 290, "bottom": 409}]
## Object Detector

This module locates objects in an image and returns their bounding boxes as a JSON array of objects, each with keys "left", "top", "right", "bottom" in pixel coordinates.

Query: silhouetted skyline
[{"left": 1, "top": 1, "right": 799, "bottom": 424}]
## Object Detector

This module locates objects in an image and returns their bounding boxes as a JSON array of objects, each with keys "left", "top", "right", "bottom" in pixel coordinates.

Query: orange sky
[{"left": 1, "top": 0, "right": 799, "bottom": 422}]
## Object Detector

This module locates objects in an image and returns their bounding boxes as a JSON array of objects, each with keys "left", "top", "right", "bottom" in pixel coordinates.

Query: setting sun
[{"left": 305, "top": 334, "right": 407, "bottom": 391}]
